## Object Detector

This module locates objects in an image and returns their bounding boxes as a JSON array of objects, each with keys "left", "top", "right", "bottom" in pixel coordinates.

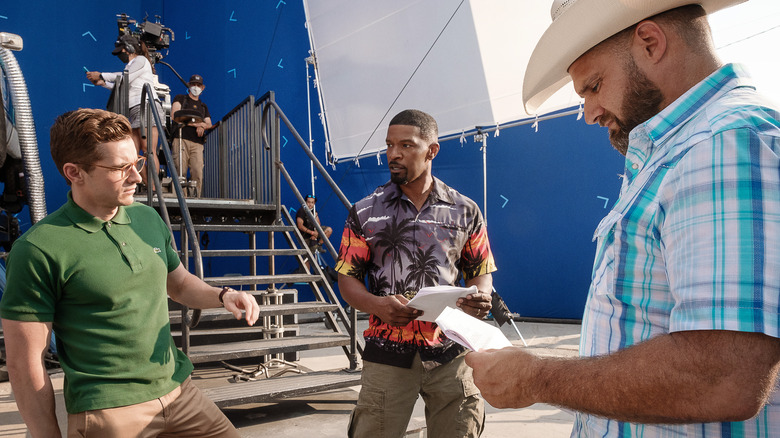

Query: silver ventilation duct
[{"left": 0, "top": 37, "right": 47, "bottom": 224}]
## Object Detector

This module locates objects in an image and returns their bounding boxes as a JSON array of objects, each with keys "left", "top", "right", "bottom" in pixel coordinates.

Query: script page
[
  {"left": 435, "top": 306, "right": 512, "bottom": 351},
  {"left": 406, "top": 285, "right": 478, "bottom": 322}
]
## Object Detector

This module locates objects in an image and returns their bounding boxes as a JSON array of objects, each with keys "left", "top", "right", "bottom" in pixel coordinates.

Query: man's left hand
[
  {"left": 457, "top": 291, "right": 492, "bottom": 319},
  {"left": 222, "top": 289, "right": 260, "bottom": 326}
]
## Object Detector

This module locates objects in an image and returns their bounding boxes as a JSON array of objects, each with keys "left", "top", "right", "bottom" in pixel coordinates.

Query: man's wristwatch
[{"left": 218, "top": 287, "right": 231, "bottom": 306}]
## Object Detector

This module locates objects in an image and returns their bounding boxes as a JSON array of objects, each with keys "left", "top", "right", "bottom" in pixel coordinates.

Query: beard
[
  {"left": 389, "top": 161, "right": 409, "bottom": 185},
  {"left": 606, "top": 56, "right": 664, "bottom": 155},
  {"left": 390, "top": 174, "right": 407, "bottom": 185}
]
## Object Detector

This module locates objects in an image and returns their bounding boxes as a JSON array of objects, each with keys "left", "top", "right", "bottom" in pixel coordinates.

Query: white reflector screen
[{"left": 304, "top": 0, "right": 780, "bottom": 161}]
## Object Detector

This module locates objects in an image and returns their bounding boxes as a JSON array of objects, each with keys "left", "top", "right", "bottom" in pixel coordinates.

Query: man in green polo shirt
[{"left": 0, "top": 108, "right": 260, "bottom": 437}]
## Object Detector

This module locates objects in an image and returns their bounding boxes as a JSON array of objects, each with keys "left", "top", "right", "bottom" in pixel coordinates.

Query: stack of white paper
[
  {"left": 406, "top": 285, "right": 478, "bottom": 322},
  {"left": 434, "top": 306, "right": 512, "bottom": 351}
]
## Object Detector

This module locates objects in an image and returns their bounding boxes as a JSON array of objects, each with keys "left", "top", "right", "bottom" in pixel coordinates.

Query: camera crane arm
[{"left": 155, "top": 61, "right": 189, "bottom": 89}]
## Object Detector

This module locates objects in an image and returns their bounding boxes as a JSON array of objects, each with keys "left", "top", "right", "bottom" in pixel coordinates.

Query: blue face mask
[{"left": 189, "top": 86, "right": 203, "bottom": 97}]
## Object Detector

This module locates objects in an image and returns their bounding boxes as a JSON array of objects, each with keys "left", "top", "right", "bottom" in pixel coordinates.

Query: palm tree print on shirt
[
  {"left": 408, "top": 246, "right": 439, "bottom": 291},
  {"left": 372, "top": 217, "right": 415, "bottom": 294}
]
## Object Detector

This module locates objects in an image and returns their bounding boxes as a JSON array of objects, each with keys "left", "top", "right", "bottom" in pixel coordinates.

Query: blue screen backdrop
[{"left": 1, "top": 1, "right": 625, "bottom": 319}]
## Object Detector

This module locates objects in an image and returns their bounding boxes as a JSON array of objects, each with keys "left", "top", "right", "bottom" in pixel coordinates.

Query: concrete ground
[{"left": 0, "top": 320, "right": 581, "bottom": 437}]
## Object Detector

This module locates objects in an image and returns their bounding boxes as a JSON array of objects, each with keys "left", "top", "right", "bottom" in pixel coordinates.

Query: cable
[
  {"left": 254, "top": 4, "right": 285, "bottom": 98},
  {"left": 716, "top": 23, "right": 780, "bottom": 50},
  {"left": 324, "top": 0, "right": 468, "bottom": 197},
  {"left": 156, "top": 61, "right": 189, "bottom": 89}
]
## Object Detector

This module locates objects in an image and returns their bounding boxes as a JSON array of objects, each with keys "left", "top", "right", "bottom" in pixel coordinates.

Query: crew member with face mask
[
  {"left": 86, "top": 34, "right": 165, "bottom": 188},
  {"left": 169, "top": 74, "right": 212, "bottom": 197}
]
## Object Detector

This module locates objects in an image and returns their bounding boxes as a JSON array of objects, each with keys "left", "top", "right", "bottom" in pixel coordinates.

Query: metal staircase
[{"left": 138, "top": 86, "right": 362, "bottom": 408}]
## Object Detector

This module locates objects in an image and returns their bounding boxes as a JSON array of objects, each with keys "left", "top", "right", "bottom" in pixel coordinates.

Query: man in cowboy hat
[{"left": 466, "top": 1, "right": 780, "bottom": 436}]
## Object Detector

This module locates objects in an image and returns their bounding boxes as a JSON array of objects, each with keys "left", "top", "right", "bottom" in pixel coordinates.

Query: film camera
[{"left": 116, "top": 13, "right": 174, "bottom": 65}]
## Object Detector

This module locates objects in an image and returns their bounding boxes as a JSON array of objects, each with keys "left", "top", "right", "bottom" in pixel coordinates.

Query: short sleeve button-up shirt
[
  {"left": 574, "top": 64, "right": 780, "bottom": 437},
  {"left": 336, "top": 177, "right": 496, "bottom": 368}
]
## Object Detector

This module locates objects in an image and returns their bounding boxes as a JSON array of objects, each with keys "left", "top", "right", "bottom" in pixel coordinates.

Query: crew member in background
[
  {"left": 296, "top": 194, "right": 332, "bottom": 270},
  {"left": 86, "top": 34, "right": 164, "bottom": 188},
  {"left": 171, "top": 74, "right": 212, "bottom": 197}
]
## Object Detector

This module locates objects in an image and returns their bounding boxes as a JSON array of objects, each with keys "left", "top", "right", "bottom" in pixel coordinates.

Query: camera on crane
[{"left": 116, "top": 13, "right": 174, "bottom": 65}]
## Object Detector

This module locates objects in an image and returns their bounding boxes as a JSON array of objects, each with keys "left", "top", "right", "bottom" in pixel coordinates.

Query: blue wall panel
[
  {"left": 1, "top": 1, "right": 162, "bottom": 221},
  {"left": 1, "top": 1, "right": 627, "bottom": 319},
  {"left": 319, "top": 115, "right": 625, "bottom": 319}
]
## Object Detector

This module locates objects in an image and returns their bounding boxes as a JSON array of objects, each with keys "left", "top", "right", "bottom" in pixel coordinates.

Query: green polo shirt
[{"left": 0, "top": 194, "right": 193, "bottom": 413}]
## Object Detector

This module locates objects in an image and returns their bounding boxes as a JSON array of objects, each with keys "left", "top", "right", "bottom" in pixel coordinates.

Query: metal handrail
[
  {"left": 278, "top": 162, "right": 338, "bottom": 263},
  {"left": 280, "top": 204, "right": 361, "bottom": 369},
  {"left": 256, "top": 93, "right": 281, "bottom": 219},
  {"left": 133, "top": 87, "right": 359, "bottom": 358},
  {"left": 140, "top": 83, "right": 205, "bottom": 339},
  {"left": 255, "top": 98, "right": 359, "bottom": 364},
  {"left": 258, "top": 99, "right": 351, "bottom": 210},
  {"left": 257, "top": 99, "right": 351, "bottom": 265}
]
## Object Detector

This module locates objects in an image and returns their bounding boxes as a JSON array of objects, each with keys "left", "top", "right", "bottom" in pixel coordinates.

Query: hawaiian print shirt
[
  {"left": 573, "top": 64, "right": 780, "bottom": 437},
  {"left": 335, "top": 177, "right": 497, "bottom": 368}
]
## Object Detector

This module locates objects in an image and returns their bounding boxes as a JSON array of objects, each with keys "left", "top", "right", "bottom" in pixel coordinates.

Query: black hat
[
  {"left": 112, "top": 34, "right": 139, "bottom": 55},
  {"left": 305, "top": 194, "right": 317, "bottom": 202},
  {"left": 188, "top": 74, "right": 204, "bottom": 85}
]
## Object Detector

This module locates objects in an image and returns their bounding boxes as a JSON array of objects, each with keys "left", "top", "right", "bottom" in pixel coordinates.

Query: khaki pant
[
  {"left": 171, "top": 138, "right": 204, "bottom": 197},
  {"left": 348, "top": 351, "right": 484, "bottom": 438},
  {"left": 67, "top": 378, "right": 238, "bottom": 438}
]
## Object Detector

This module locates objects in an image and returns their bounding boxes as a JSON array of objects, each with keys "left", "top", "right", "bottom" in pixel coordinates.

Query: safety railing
[
  {"left": 205, "top": 90, "right": 362, "bottom": 360},
  {"left": 139, "top": 83, "right": 205, "bottom": 352},
  {"left": 106, "top": 72, "right": 130, "bottom": 121},
  {"left": 141, "top": 85, "right": 359, "bottom": 357},
  {"left": 257, "top": 98, "right": 360, "bottom": 362},
  {"left": 202, "top": 92, "right": 278, "bottom": 209}
]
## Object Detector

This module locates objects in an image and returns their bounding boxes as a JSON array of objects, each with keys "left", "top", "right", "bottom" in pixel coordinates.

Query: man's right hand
[
  {"left": 376, "top": 294, "right": 422, "bottom": 326},
  {"left": 338, "top": 274, "right": 422, "bottom": 326},
  {"left": 86, "top": 71, "right": 103, "bottom": 86},
  {"left": 465, "top": 346, "right": 535, "bottom": 409},
  {"left": 2, "top": 319, "right": 63, "bottom": 437}
]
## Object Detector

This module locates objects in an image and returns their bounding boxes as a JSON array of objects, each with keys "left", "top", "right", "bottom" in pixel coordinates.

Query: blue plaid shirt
[{"left": 573, "top": 64, "right": 780, "bottom": 437}]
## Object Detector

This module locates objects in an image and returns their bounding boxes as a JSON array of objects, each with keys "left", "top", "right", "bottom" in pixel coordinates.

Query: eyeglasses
[{"left": 86, "top": 156, "right": 147, "bottom": 178}]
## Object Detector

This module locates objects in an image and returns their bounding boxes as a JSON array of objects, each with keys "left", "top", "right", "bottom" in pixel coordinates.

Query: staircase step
[
  {"left": 172, "top": 326, "right": 298, "bottom": 338},
  {"left": 185, "top": 248, "right": 309, "bottom": 257},
  {"left": 186, "top": 333, "right": 352, "bottom": 363},
  {"left": 204, "top": 274, "right": 322, "bottom": 286},
  {"left": 171, "top": 325, "right": 300, "bottom": 347},
  {"left": 188, "top": 224, "right": 296, "bottom": 232},
  {"left": 199, "top": 369, "right": 362, "bottom": 408},
  {"left": 169, "top": 302, "right": 340, "bottom": 324}
]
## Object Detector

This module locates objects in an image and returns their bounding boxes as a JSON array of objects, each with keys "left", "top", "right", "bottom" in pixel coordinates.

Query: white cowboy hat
[{"left": 522, "top": 0, "right": 746, "bottom": 114}]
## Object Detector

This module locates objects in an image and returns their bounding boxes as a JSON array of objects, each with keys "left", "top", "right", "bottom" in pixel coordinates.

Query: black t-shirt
[
  {"left": 296, "top": 207, "right": 319, "bottom": 245},
  {"left": 296, "top": 207, "right": 317, "bottom": 231},
  {"left": 172, "top": 94, "right": 211, "bottom": 144}
]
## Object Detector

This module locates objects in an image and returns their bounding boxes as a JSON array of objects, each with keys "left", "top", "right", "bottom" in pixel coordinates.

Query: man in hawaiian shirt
[{"left": 336, "top": 109, "right": 497, "bottom": 438}]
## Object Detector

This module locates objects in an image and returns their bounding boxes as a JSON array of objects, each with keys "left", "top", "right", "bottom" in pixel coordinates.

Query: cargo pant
[{"left": 348, "top": 351, "right": 485, "bottom": 438}]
